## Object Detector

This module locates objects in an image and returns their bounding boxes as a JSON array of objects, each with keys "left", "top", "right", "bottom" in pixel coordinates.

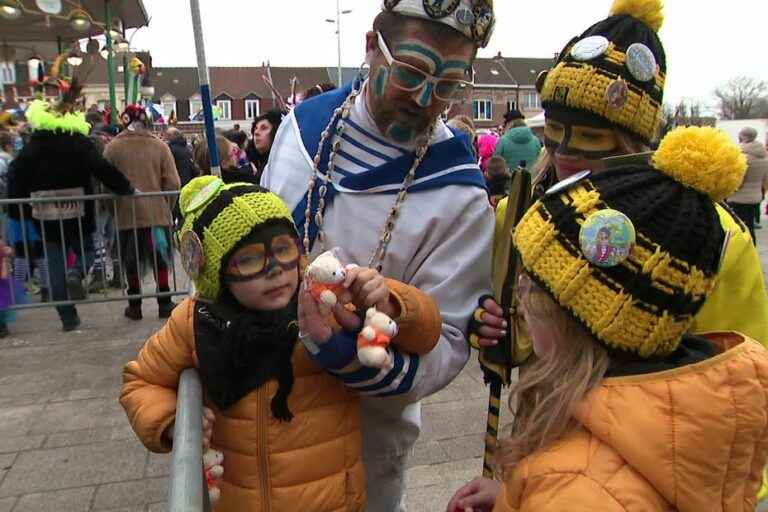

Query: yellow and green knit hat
[
  {"left": 537, "top": 0, "right": 666, "bottom": 145},
  {"left": 513, "top": 127, "right": 747, "bottom": 357},
  {"left": 177, "top": 176, "right": 294, "bottom": 300}
]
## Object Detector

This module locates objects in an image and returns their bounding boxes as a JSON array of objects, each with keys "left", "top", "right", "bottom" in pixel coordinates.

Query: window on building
[
  {"left": 245, "top": 99, "right": 259, "bottom": 120},
  {"left": 217, "top": 100, "right": 232, "bottom": 121},
  {"left": 189, "top": 99, "right": 203, "bottom": 120},
  {"left": 508, "top": 99, "right": 518, "bottom": 112},
  {"left": 0, "top": 62, "right": 15, "bottom": 84},
  {"left": 473, "top": 99, "right": 493, "bottom": 121},
  {"left": 520, "top": 90, "right": 541, "bottom": 110},
  {"left": 161, "top": 97, "right": 176, "bottom": 119}
]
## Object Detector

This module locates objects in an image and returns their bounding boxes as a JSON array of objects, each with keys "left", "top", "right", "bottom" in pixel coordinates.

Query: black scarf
[
  {"left": 246, "top": 142, "right": 269, "bottom": 173},
  {"left": 194, "top": 293, "right": 299, "bottom": 421}
]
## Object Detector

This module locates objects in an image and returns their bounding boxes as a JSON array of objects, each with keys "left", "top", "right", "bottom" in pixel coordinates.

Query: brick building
[{"left": 3, "top": 53, "right": 556, "bottom": 133}]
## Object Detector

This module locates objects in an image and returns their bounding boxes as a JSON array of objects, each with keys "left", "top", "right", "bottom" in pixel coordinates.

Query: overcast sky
[{"left": 130, "top": 1, "right": 768, "bottom": 113}]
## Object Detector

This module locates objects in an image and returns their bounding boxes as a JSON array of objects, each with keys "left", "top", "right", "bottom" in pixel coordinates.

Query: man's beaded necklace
[{"left": 302, "top": 83, "right": 435, "bottom": 271}]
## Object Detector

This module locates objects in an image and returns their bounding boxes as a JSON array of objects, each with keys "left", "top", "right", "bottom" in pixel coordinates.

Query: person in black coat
[
  {"left": 8, "top": 92, "right": 134, "bottom": 332},
  {"left": 165, "top": 127, "right": 198, "bottom": 188}
]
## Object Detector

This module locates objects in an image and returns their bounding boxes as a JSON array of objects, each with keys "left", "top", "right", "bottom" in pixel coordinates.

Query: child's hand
[
  {"left": 299, "top": 286, "right": 333, "bottom": 343},
  {"left": 445, "top": 477, "right": 501, "bottom": 512},
  {"left": 202, "top": 407, "right": 215, "bottom": 450},
  {"left": 469, "top": 296, "right": 507, "bottom": 348},
  {"left": 343, "top": 266, "right": 397, "bottom": 318}
]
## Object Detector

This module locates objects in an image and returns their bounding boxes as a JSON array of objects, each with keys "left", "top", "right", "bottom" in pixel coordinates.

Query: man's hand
[{"left": 342, "top": 266, "right": 398, "bottom": 318}]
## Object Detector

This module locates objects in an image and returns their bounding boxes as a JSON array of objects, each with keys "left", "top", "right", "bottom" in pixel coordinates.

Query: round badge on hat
[
  {"left": 605, "top": 79, "right": 629, "bottom": 109},
  {"left": 579, "top": 209, "right": 636, "bottom": 268},
  {"left": 570, "top": 35, "right": 609, "bottom": 61},
  {"left": 625, "top": 43, "right": 657, "bottom": 82},
  {"left": 180, "top": 231, "right": 205, "bottom": 279},
  {"left": 184, "top": 178, "right": 224, "bottom": 214},
  {"left": 472, "top": 1, "right": 495, "bottom": 47},
  {"left": 423, "top": 0, "right": 461, "bottom": 18},
  {"left": 455, "top": 6, "right": 475, "bottom": 26},
  {"left": 545, "top": 170, "right": 591, "bottom": 197}
]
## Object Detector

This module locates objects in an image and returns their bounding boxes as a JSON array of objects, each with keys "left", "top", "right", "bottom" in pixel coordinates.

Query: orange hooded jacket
[{"left": 494, "top": 333, "right": 768, "bottom": 511}]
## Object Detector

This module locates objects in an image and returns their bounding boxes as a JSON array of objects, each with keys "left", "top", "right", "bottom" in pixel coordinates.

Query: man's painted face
[
  {"left": 544, "top": 118, "right": 622, "bottom": 181},
  {"left": 367, "top": 26, "right": 474, "bottom": 145}
]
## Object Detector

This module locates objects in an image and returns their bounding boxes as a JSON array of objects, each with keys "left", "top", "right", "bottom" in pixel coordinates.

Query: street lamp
[
  {"left": 325, "top": 0, "right": 352, "bottom": 88},
  {"left": 0, "top": 0, "right": 22, "bottom": 21}
]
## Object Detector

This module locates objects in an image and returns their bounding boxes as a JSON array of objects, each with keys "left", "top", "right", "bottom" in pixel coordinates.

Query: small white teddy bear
[
  {"left": 203, "top": 448, "right": 224, "bottom": 503},
  {"left": 305, "top": 250, "right": 348, "bottom": 307},
  {"left": 357, "top": 307, "right": 398, "bottom": 369}
]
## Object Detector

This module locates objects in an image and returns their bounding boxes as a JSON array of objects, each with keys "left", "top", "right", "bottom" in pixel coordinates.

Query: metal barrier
[
  {"left": 169, "top": 368, "right": 211, "bottom": 512},
  {"left": 0, "top": 190, "right": 190, "bottom": 310}
]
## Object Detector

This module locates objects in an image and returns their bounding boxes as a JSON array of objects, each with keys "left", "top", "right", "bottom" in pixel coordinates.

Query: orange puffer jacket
[
  {"left": 121, "top": 282, "right": 442, "bottom": 512},
  {"left": 494, "top": 332, "right": 768, "bottom": 512}
]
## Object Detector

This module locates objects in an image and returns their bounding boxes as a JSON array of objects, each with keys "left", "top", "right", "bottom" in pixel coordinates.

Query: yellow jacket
[
  {"left": 494, "top": 198, "right": 768, "bottom": 346},
  {"left": 121, "top": 280, "right": 442, "bottom": 512},
  {"left": 494, "top": 332, "right": 768, "bottom": 511}
]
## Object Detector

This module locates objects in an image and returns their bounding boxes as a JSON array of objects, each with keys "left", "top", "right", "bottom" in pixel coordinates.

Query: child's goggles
[{"left": 224, "top": 235, "right": 300, "bottom": 281}]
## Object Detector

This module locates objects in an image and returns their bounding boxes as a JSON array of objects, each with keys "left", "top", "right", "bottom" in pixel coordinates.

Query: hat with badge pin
[
  {"left": 382, "top": 0, "right": 495, "bottom": 48},
  {"left": 176, "top": 176, "right": 296, "bottom": 300},
  {"left": 513, "top": 126, "right": 748, "bottom": 358},
  {"left": 536, "top": 0, "right": 667, "bottom": 145}
]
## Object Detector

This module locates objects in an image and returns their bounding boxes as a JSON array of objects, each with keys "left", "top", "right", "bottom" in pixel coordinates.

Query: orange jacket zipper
[{"left": 258, "top": 384, "right": 271, "bottom": 512}]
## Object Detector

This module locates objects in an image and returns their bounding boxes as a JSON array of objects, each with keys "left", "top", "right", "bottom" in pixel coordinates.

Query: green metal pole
[
  {"left": 105, "top": 0, "right": 118, "bottom": 127},
  {"left": 122, "top": 24, "right": 130, "bottom": 106}
]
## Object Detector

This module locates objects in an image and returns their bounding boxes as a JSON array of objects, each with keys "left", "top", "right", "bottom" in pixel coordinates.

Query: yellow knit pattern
[
  {"left": 541, "top": 59, "right": 663, "bottom": 143},
  {"left": 514, "top": 184, "right": 717, "bottom": 357},
  {"left": 178, "top": 178, "right": 293, "bottom": 299}
]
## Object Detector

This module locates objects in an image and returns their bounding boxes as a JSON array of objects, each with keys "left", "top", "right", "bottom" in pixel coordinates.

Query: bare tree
[{"left": 714, "top": 76, "right": 767, "bottom": 119}]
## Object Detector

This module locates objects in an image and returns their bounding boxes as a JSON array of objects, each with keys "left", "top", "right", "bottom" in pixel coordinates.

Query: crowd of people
[
  {"left": 3, "top": 0, "right": 768, "bottom": 510},
  {"left": 0, "top": 80, "right": 290, "bottom": 333}
]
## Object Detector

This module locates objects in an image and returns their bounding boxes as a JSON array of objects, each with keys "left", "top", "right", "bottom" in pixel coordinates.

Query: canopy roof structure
[{"left": 1, "top": 0, "right": 149, "bottom": 58}]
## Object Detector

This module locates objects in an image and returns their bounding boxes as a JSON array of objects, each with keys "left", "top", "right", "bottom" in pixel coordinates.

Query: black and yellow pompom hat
[
  {"left": 537, "top": 0, "right": 667, "bottom": 145},
  {"left": 513, "top": 127, "right": 748, "bottom": 357},
  {"left": 176, "top": 176, "right": 295, "bottom": 300}
]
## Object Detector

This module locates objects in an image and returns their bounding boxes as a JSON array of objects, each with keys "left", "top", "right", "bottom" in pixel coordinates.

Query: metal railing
[
  {"left": 169, "top": 368, "right": 211, "bottom": 512},
  {"left": 0, "top": 190, "right": 190, "bottom": 310}
]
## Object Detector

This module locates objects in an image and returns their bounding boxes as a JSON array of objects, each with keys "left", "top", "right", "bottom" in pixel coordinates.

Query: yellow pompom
[
  {"left": 652, "top": 127, "right": 747, "bottom": 202},
  {"left": 609, "top": 0, "right": 665, "bottom": 32}
]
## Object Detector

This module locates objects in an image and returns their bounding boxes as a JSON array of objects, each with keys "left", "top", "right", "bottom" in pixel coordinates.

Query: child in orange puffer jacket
[{"left": 120, "top": 177, "right": 442, "bottom": 512}]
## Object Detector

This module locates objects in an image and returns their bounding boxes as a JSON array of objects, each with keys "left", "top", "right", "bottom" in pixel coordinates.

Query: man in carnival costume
[
  {"left": 263, "top": 1, "right": 496, "bottom": 509},
  {"left": 7, "top": 79, "right": 135, "bottom": 331}
]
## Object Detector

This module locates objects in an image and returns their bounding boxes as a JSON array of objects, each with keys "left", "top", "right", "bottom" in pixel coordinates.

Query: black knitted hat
[{"left": 537, "top": 0, "right": 667, "bottom": 145}]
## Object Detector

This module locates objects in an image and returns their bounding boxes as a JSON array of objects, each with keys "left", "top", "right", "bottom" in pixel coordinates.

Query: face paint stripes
[
  {"left": 387, "top": 123, "right": 416, "bottom": 144},
  {"left": 374, "top": 66, "right": 389, "bottom": 99},
  {"left": 395, "top": 42, "right": 470, "bottom": 77}
]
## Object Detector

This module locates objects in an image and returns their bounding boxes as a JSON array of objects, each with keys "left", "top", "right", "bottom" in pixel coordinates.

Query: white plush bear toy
[
  {"left": 203, "top": 448, "right": 224, "bottom": 503},
  {"left": 305, "top": 250, "right": 347, "bottom": 307},
  {"left": 357, "top": 307, "right": 398, "bottom": 369}
]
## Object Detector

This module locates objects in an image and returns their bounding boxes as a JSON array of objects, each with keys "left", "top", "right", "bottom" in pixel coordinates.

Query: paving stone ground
[{"left": 0, "top": 212, "right": 766, "bottom": 511}]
